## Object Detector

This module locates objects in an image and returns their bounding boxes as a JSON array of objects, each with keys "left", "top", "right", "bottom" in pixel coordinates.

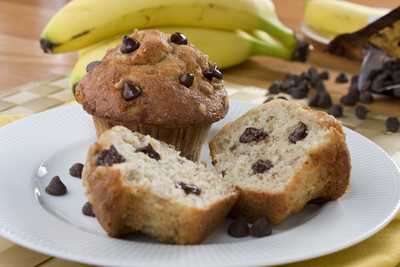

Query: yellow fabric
[{"left": 1, "top": 114, "right": 400, "bottom": 267}]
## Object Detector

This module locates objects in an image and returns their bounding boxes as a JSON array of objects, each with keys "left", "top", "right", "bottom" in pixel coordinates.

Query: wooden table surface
[{"left": 0, "top": 0, "right": 399, "bottom": 117}]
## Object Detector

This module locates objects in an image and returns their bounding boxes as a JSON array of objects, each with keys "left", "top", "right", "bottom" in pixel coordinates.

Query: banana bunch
[{"left": 303, "top": 0, "right": 389, "bottom": 39}]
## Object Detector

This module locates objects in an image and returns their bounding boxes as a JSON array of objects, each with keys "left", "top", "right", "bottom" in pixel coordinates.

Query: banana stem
[{"left": 259, "top": 16, "right": 298, "bottom": 49}]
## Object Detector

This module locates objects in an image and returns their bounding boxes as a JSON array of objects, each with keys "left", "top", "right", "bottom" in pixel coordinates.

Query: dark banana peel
[{"left": 325, "top": 6, "right": 400, "bottom": 60}]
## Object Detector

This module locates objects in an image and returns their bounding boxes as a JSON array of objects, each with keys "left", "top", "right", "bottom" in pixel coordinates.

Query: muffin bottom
[{"left": 92, "top": 116, "right": 211, "bottom": 162}]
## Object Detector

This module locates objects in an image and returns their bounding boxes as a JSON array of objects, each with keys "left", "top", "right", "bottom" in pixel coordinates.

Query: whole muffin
[{"left": 75, "top": 29, "right": 229, "bottom": 161}]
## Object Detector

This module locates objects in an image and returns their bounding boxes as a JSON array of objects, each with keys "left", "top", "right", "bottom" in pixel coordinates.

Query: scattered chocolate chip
[
  {"left": 252, "top": 159, "right": 273, "bottom": 174},
  {"left": 351, "top": 74, "right": 359, "bottom": 85},
  {"left": 336, "top": 71, "right": 349, "bottom": 83},
  {"left": 45, "top": 176, "right": 67, "bottom": 196},
  {"left": 120, "top": 36, "right": 140, "bottom": 53},
  {"left": 308, "top": 67, "right": 320, "bottom": 87},
  {"left": 355, "top": 105, "right": 369, "bottom": 119},
  {"left": 69, "top": 163, "right": 84, "bottom": 178},
  {"left": 371, "top": 72, "right": 391, "bottom": 91},
  {"left": 315, "top": 80, "right": 327, "bottom": 92},
  {"left": 327, "top": 104, "right": 343, "bottom": 118},
  {"left": 171, "top": 32, "right": 188, "bottom": 45},
  {"left": 386, "top": 117, "right": 400, "bottom": 132},
  {"left": 268, "top": 81, "right": 281, "bottom": 94},
  {"left": 249, "top": 217, "right": 272, "bottom": 237},
  {"left": 366, "top": 69, "right": 382, "bottom": 81},
  {"left": 94, "top": 145, "right": 126, "bottom": 166},
  {"left": 86, "top": 61, "right": 101, "bottom": 72},
  {"left": 317, "top": 91, "right": 332, "bottom": 108},
  {"left": 318, "top": 70, "right": 330, "bottom": 80},
  {"left": 263, "top": 96, "right": 274, "bottom": 103},
  {"left": 308, "top": 92, "right": 319, "bottom": 107},
  {"left": 308, "top": 66, "right": 319, "bottom": 78},
  {"left": 359, "top": 92, "right": 374, "bottom": 104},
  {"left": 122, "top": 83, "right": 141, "bottom": 101},
  {"left": 289, "top": 122, "right": 308, "bottom": 143},
  {"left": 277, "top": 96, "right": 288, "bottom": 101},
  {"left": 228, "top": 217, "right": 249, "bottom": 238},
  {"left": 300, "top": 71, "right": 310, "bottom": 81},
  {"left": 135, "top": 144, "right": 161, "bottom": 161},
  {"left": 175, "top": 182, "right": 201, "bottom": 195},
  {"left": 340, "top": 93, "right": 357, "bottom": 106},
  {"left": 361, "top": 80, "right": 372, "bottom": 93},
  {"left": 280, "top": 78, "right": 295, "bottom": 91},
  {"left": 291, "top": 88, "right": 307, "bottom": 99},
  {"left": 82, "top": 202, "right": 95, "bottom": 217},
  {"left": 392, "top": 70, "right": 400, "bottom": 84},
  {"left": 179, "top": 73, "right": 194, "bottom": 88},
  {"left": 239, "top": 128, "right": 268, "bottom": 143}
]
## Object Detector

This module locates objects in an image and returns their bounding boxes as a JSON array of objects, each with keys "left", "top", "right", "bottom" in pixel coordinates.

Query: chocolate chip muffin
[
  {"left": 75, "top": 29, "right": 228, "bottom": 161},
  {"left": 209, "top": 99, "right": 351, "bottom": 225},
  {"left": 82, "top": 126, "right": 238, "bottom": 244}
]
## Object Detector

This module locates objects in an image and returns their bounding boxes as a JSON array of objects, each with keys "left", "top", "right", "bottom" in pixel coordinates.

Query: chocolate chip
[
  {"left": 175, "top": 182, "right": 201, "bottom": 195},
  {"left": 359, "top": 92, "right": 374, "bottom": 104},
  {"left": 318, "top": 70, "right": 330, "bottom": 80},
  {"left": 392, "top": 70, "right": 400, "bottom": 84},
  {"left": 135, "top": 144, "right": 160, "bottom": 161},
  {"left": 277, "top": 96, "right": 288, "bottom": 101},
  {"left": 228, "top": 217, "right": 249, "bottom": 237},
  {"left": 171, "top": 32, "right": 188, "bottom": 45},
  {"left": 371, "top": 72, "right": 391, "bottom": 91},
  {"left": 69, "top": 163, "right": 84, "bottom": 178},
  {"left": 249, "top": 217, "right": 272, "bottom": 237},
  {"left": 366, "top": 69, "right": 382, "bottom": 81},
  {"left": 252, "top": 159, "right": 273, "bottom": 174},
  {"left": 308, "top": 66, "right": 319, "bottom": 78},
  {"left": 239, "top": 128, "right": 268, "bottom": 143},
  {"left": 300, "top": 71, "right": 310, "bottom": 81},
  {"left": 122, "top": 83, "right": 141, "bottom": 101},
  {"left": 355, "top": 105, "right": 369, "bottom": 119},
  {"left": 336, "top": 71, "right": 349, "bottom": 83},
  {"left": 386, "top": 117, "right": 399, "bottom": 132},
  {"left": 315, "top": 80, "right": 327, "bottom": 92},
  {"left": 289, "top": 122, "right": 307, "bottom": 143},
  {"left": 340, "top": 94, "right": 357, "bottom": 106},
  {"left": 203, "top": 64, "right": 222, "bottom": 81},
  {"left": 45, "top": 176, "right": 67, "bottom": 196},
  {"left": 212, "top": 65, "right": 223, "bottom": 80},
  {"left": 268, "top": 81, "right": 281, "bottom": 94},
  {"left": 308, "top": 92, "right": 319, "bottom": 107},
  {"left": 179, "top": 73, "right": 194, "bottom": 88},
  {"left": 263, "top": 96, "right": 274, "bottom": 103},
  {"left": 281, "top": 78, "right": 295, "bottom": 91},
  {"left": 94, "top": 145, "right": 126, "bottom": 166},
  {"left": 291, "top": 88, "right": 307, "bottom": 99},
  {"left": 203, "top": 69, "right": 213, "bottom": 81},
  {"left": 327, "top": 104, "right": 343, "bottom": 118},
  {"left": 86, "top": 61, "right": 101, "bottom": 72},
  {"left": 317, "top": 91, "right": 332, "bottom": 108},
  {"left": 351, "top": 74, "right": 359, "bottom": 85},
  {"left": 120, "top": 36, "right": 140, "bottom": 53},
  {"left": 229, "top": 144, "right": 237, "bottom": 151},
  {"left": 82, "top": 202, "right": 95, "bottom": 217}
]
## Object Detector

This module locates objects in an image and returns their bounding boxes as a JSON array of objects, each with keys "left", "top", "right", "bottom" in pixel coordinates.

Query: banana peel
[{"left": 325, "top": 6, "right": 400, "bottom": 60}]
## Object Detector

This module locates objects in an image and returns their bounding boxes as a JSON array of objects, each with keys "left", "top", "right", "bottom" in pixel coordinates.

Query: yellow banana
[
  {"left": 303, "top": 0, "right": 389, "bottom": 39},
  {"left": 69, "top": 27, "right": 301, "bottom": 94},
  {"left": 40, "top": 0, "right": 301, "bottom": 54}
]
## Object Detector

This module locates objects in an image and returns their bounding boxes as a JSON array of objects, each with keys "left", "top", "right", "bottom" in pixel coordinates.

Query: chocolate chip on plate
[
  {"left": 122, "top": 82, "right": 141, "bottom": 101},
  {"left": 268, "top": 81, "right": 281, "bottom": 94},
  {"left": 289, "top": 122, "right": 308, "bottom": 143},
  {"left": 179, "top": 73, "right": 194, "bottom": 88},
  {"left": 171, "top": 32, "right": 188, "bottom": 45},
  {"left": 69, "top": 163, "right": 84, "bottom": 178},
  {"left": 249, "top": 217, "right": 272, "bottom": 237},
  {"left": 120, "top": 36, "right": 140, "bottom": 53},
  {"left": 252, "top": 159, "right": 273, "bottom": 174},
  {"left": 228, "top": 217, "right": 249, "bottom": 237},
  {"left": 82, "top": 201, "right": 95, "bottom": 217},
  {"left": 135, "top": 144, "right": 161, "bottom": 161},
  {"left": 175, "top": 181, "right": 201, "bottom": 195},
  {"left": 327, "top": 104, "right": 343, "bottom": 118},
  {"left": 45, "top": 176, "right": 67, "bottom": 196},
  {"left": 386, "top": 117, "right": 400, "bottom": 132},
  {"left": 94, "top": 145, "right": 126, "bottom": 166},
  {"left": 336, "top": 71, "right": 349, "bottom": 83},
  {"left": 239, "top": 127, "right": 268, "bottom": 143},
  {"left": 86, "top": 61, "right": 101, "bottom": 72},
  {"left": 355, "top": 105, "right": 369, "bottom": 119}
]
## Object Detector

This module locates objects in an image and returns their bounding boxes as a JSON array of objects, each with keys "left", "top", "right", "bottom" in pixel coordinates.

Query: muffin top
[{"left": 75, "top": 29, "right": 229, "bottom": 127}]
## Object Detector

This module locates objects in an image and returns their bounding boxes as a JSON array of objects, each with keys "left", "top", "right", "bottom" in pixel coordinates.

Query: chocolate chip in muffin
[
  {"left": 120, "top": 36, "right": 140, "bottom": 53},
  {"left": 135, "top": 144, "right": 161, "bottom": 161},
  {"left": 203, "top": 64, "right": 223, "bottom": 81},
  {"left": 249, "top": 217, "right": 272, "bottom": 237},
  {"left": 239, "top": 128, "right": 268, "bottom": 143},
  {"left": 355, "top": 105, "right": 369, "bottom": 119},
  {"left": 171, "top": 32, "right": 188, "bottom": 45},
  {"left": 212, "top": 64, "right": 223, "bottom": 80},
  {"left": 45, "top": 176, "right": 67, "bottom": 196},
  {"left": 386, "top": 117, "right": 399, "bottom": 132},
  {"left": 252, "top": 159, "right": 273, "bottom": 174},
  {"left": 122, "top": 82, "right": 141, "bottom": 101},
  {"left": 95, "top": 145, "right": 126, "bottom": 166},
  {"left": 289, "top": 122, "right": 308, "bottom": 143},
  {"left": 336, "top": 71, "right": 349, "bottom": 83},
  {"left": 82, "top": 201, "right": 95, "bottom": 217},
  {"left": 327, "top": 104, "right": 343, "bottom": 118},
  {"left": 86, "top": 61, "right": 101, "bottom": 72},
  {"left": 69, "top": 163, "right": 84, "bottom": 178},
  {"left": 179, "top": 73, "right": 194, "bottom": 88},
  {"left": 228, "top": 217, "right": 249, "bottom": 237},
  {"left": 175, "top": 182, "right": 201, "bottom": 195}
]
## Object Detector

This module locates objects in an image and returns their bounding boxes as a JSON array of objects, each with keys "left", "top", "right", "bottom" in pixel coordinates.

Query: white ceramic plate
[
  {"left": 1, "top": 100, "right": 400, "bottom": 267},
  {"left": 300, "top": 20, "right": 331, "bottom": 45}
]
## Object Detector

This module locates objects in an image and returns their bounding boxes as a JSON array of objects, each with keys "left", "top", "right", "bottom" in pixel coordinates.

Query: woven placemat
[{"left": 1, "top": 74, "right": 399, "bottom": 166}]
